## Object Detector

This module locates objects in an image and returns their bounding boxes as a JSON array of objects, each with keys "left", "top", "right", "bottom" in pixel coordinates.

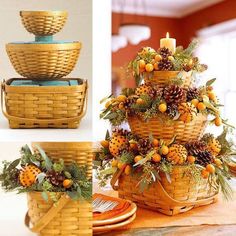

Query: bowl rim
[{"left": 20, "top": 10, "right": 68, "bottom": 17}]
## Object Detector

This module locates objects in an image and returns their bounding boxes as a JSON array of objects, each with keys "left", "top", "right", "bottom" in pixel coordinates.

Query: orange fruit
[
  {"left": 136, "top": 98, "right": 145, "bottom": 105},
  {"left": 158, "top": 103, "right": 167, "bottom": 113},
  {"left": 145, "top": 63, "right": 154, "bottom": 72},
  {"left": 161, "top": 145, "right": 169, "bottom": 155},
  {"left": 152, "top": 138, "right": 159, "bottom": 147},
  {"left": 154, "top": 63, "right": 159, "bottom": 70},
  {"left": 215, "top": 116, "right": 222, "bottom": 126},
  {"left": 125, "top": 165, "right": 131, "bottom": 175},
  {"left": 152, "top": 153, "right": 161, "bottom": 163},
  {"left": 117, "top": 162, "right": 126, "bottom": 170},
  {"left": 117, "top": 95, "right": 127, "bottom": 102},
  {"left": 208, "top": 91, "right": 216, "bottom": 102},
  {"left": 197, "top": 102, "right": 206, "bottom": 111},
  {"left": 191, "top": 99, "right": 199, "bottom": 107},
  {"left": 201, "top": 169, "right": 209, "bottom": 179},
  {"left": 111, "top": 159, "right": 118, "bottom": 167},
  {"left": 214, "top": 158, "right": 222, "bottom": 167},
  {"left": 206, "top": 164, "right": 215, "bottom": 173},
  {"left": 134, "top": 155, "right": 143, "bottom": 163},
  {"left": 187, "top": 155, "right": 196, "bottom": 164},
  {"left": 100, "top": 140, "right": 109, "bottom": 148},
  {"left": 130, "top": 143, "right": 138, "bottom": 150},
  {"left": 63, "top": 179, "right": 73, "bottom": 188},
  {"left": 118, "top": 102, "right": 124, "bottom": 109},
  {"left": 155, "top": 54, "right": 162, "bottom": 62},
  {"left": 139, "top": 59, "right": 146, "bottom": 69}
]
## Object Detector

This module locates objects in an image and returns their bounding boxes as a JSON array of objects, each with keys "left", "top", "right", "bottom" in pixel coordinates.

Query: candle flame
[{"left": 166, "top": 32, "right": 169, "bottom": 38}]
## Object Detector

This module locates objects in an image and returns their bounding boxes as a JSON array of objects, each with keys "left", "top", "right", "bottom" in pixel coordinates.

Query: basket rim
[
  {"left": 20, "top": 10, "right": 68, "bottom": 17},
  {"left": 32, "top": 142, "right": 93, "bottom": 150}
]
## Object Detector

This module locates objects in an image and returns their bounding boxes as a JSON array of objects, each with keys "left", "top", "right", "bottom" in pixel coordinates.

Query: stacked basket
[{"left": 1, "top": 11, "right": 87, "bottom": 128}]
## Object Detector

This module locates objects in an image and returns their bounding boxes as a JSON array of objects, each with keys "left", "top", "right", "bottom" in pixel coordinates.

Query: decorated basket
[
  {"left": 1, "top": 78, "right": 87, "bottom": 129},
  {"left": 128, "top": 113, "right": 208, "bottom": 143},
  {"left": 6, "top": 42, "right": 81, "bottom": 80},
  {"left": 32, "top": 142, "right": 93, "bottom": 178},
  {"left": 25, "top": 192, "right": 92, "bottom": 236},
  {"left": 20, "top": 11, "right": 68, "bottom": 36},
  {"left": 111, "top": 166, "right": 218, "bottom": 216}
]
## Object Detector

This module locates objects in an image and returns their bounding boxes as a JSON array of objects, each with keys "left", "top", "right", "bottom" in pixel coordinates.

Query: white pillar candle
[{"left": 160, "top": 32, "right": 176, "bottom": 54}]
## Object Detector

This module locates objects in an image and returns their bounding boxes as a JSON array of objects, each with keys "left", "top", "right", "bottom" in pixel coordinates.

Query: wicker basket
[
  {"left": 25, "top": 192, "right": 92, "bottom": 236},
  {"left": 144, "top": 71, "right": 193, "bottom": 88},
  {"left": 20, "top": 11, "right": 68, "bottom": 36},
  {"left": 1, "top": 78, "right": 87, "bottom": 129},
  {"left": 6, "top": 42, "right": 81, "bottom": 80},
  {"left": 128, "top": 113, "right": 207, "bottom": 143},
  {"left": 111, "top": 166, "right": 218, "bottom": 216},
  {"left": 31, "top": 142, "right": 93, "bottom": 178}
]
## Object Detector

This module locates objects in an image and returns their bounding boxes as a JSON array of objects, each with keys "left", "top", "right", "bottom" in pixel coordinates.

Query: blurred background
[{"left": 111, "top": 0, "right": 236, "bottom": 127}]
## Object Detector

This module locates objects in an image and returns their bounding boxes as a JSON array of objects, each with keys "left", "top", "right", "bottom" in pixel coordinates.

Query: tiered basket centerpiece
[{"left": 97, "top": 34, "right": 235, "bottom": 215}]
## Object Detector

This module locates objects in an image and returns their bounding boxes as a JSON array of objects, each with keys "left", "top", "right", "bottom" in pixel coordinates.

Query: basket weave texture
[
  {"left": 6, "top": 43, "right": 81, "bottom": 80},
  {"left": 128, "top": 113, "right": 207, "bottom": 143},
  {"left": 20, "top": 11, "right": 68, "bottom": 36},
  {"left": 112, "top": 166, "right": 218, "bottom": 216},
  {"left": 2, "top": 78, "right": 87, "bottom": 129}
]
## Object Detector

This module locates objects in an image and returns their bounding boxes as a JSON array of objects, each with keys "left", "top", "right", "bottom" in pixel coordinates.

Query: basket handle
[
  {"left": 25, "top": 194, "right": 70, "bottom": 233},
  {"left": 111, "top": 170, "right": 218, "bottom": 207},
  {"left": 1, "top": 80, "right": 88, "bottom": 124}
]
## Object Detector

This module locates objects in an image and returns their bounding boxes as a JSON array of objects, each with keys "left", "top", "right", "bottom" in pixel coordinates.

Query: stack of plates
[{"left": 93, "top": 200, "right": 137, "bottom": 235}]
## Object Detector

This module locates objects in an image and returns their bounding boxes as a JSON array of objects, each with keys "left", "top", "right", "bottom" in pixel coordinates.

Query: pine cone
[
  {"left": 112, "top": 128, "right": 130, "bottom": 137},
  {"left": 158, "top": 47, "right": 172, "bottom": 58},
  {"left": 47, "top": 171, "right": 65, "bottom": 186},
  {"left": 123, "top": 96, "right": 136, "bottom": 109},
  {"left": 196, "top": 150, "right": 214, "bottom": 167},
  {"left": 137, "top": 138, "right": 152, "bottom": 155},
  {"left": 158, "top": 59, "right": 174, "bottom": 71},
  {"left": 187, "top": 87, "right": 200, "bottom": 101},
  {"left": 166, "top": 103, "right": 178, "bottom": 118},
  {"left": 163, "top": 85, "right": 187, "bottom": 104},
  {"left": 185, "top": 140, "right": 207, "bottom": 156}
]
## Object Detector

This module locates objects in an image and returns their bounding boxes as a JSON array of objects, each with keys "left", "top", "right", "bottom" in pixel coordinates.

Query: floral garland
[{"left": 0, "top": 145, "right": 92, "bottom": 202}]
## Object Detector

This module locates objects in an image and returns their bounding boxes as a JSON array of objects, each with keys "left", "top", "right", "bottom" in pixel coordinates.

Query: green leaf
[
  {"left": 100, "top": 167, "right": 117, "bottom": 175},
  {"left": 133, "top": 150, "right": 155, "bottom": 167},
  {"left": 34, "top": 145, "right": 52, "bottom": 171},
  {"left": 104, "top": 113, "right": 117, "bottom": 120},
  {"left": 8, "top": 158, "right": 21, "bottom": 170},
  {"left": 41, "top": 192, "right": 48, "bottom": 202},
  {"left": 105, "top": 130, "right": 110, "bottom": 140},
  {"left": 37, "top": 173, "right": 46, "bottom": 184},
  {"left": 67, "top": 191, "right": 80, "bottom": 200},
  {"left": 64, "top": 171, "right": 72, "bottom": 179},
  {"left": 206, "top": 78, "right": 216, "bottom": 87},
  {"left": 100, "top": 94, "right": 112, "bottom": 104}
]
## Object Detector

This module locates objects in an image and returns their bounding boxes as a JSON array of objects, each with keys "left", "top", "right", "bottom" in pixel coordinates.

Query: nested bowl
[
  {"left": 20, "top": 11, "right": 68, "bottom": 36},
  {"left": 6, "top": 42, "right": 81, "bottom": 80}
]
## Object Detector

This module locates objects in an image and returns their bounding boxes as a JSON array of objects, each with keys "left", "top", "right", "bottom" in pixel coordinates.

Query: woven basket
[
  {"left": 31, "top": 142, "right": 93, "bottom": 178},
  {"left": 6, "top": 42, "right": 81, "bottom": 80},
  {"left": 1, "top": 78, "right": 87, "bottom": 129},
  {"left": 144, "top": 71, "right": 193, "bottom": 88},
  {"left": 20, "top": 11, "right": 68, "bottom": 36},
  {"left": 25, "top": 192, "right": 92, "bottom": 236},
  {"left": 111, "top": 166, "right": 218, "bottom": 216},
  {"left": 128, "top": 113, "right": 207, "bottom": 143}
]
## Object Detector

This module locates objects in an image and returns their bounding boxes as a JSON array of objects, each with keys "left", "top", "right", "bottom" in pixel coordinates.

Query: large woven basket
[
  {"left": 144, "top": 71, "right": 193, "bottom": 88},
  {"left": 111, "top": 166, "right": 218, "bottom": 216},
  {"left": 1, "top": 78, "right": 87, "bottom": 129},
  {"left": 20, "top": 11, "right": 68, "bottom": 36},
  {"left": 25, "top": 192, "right": 92, "bottom": 236},
  {"left": 6, "top": 42, "right": 81, "bottom": 80},
  {"left": 128, "top": 113, "right": 207, "bottom": 143},
  {"left": 31, "top": 142, "right": 93, "bottom": 178}
]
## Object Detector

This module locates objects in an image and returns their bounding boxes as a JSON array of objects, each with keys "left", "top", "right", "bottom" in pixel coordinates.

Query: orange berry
[
  {"left": 139, "top": 59, "right": 146, "bottom": 69},
  {"left": 63, "top": 179, "right": 73, "bottom": 188},
  {"left": 134, "top": 155, "right": 143, "bottom": 163},
  {"left": 125, "top": 165, "right": 131, "bottom": 175},
  {"left": 191, "top": 99, "right": 199, "bottom": 107},
  {"left": 208, "top": 91, "right": 216, "bottom": 101},
  {"left": 206, "top": 164, "right": 215, "bottom": 173},
  {"left": 187, "top": 155, "right": 196, "bottom": 164},
  {"left": 161, "top": 145, "right": 169, "bottom": 155},
  {"left": 158, "top": 103, "right": 167, "bottom": 113},
  {"left": 117, "top": 95, "right": 127, "bottom": 102},
  {"left": 154, "top": 63, "right": 159, "bottom": 70},
  {"left": 155, "top": 54, "right": 162, "bottom": 62},
  {"left": 214, "top": 158, "right": 222, "bottom": 167},
  {"left": 111, "top": 159, "right": 118, "bottom": 167},
  {"left": 136, "top": 98, "right": 145, "bottom": 105},
  {"left": 118, "top": 102, "right": 124, "bottom": 109},
  {"left": 152, "top": 139, "right": 159, "bottom": 147},
  {"left": 100, "top": 140, "right": 109, "bottom": 148},
  {"left": 152, "top": 153, "right": 161, "bottom": 163},
  {"left": 145, "top": 63, "right": 154, "bottom": 72},
  {"left": 197, "top": 102, "right": 206, "bottom": 111},
  {"left": 215, "top": 116, "right": 222, "bottom": 126},
  {"left": 201, "top": 169, "right": 209, "bottom": 179},
  {"left": 118, "top": 162, "right": 126, "bottom": 170},
  {"left": 130, "top": 143, "right": 138, "bottom": 150}
]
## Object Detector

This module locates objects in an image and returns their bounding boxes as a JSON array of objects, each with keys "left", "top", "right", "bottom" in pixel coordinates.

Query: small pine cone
[
  {"left": 163, "top": 85, "right": 187, "bottom": 104},
  {"left": 196, "top": 150, "right": 214, "bottom": 167},
  {"left": 187, "top": 87, "right": 200, "bottom": 101},
  {"left": 185, "top": 140, "right": 207, "bottom": 156},
  {"left": 166, "top": 104, "right": 178, "bottom": 118},
  {"left": 123, "top": 96, "right": 136, "bottom": 109},
  {"left": 158, "top": 47, "right": 172, "bottom": 58},
  {"left": 47, "top": 171, "right": 65, "bottom": 186},
  {"left": 158, "top": 59, "right": 174, "bottom": 71},
  {"left": 201, "top": 133, "right": 214, "bottom": 143},
  {"left": 137, "top": 138, "right": 152, "bottom": 155},
  {"left": 112, "top": 128, "right": 130, "bottom": 137}
]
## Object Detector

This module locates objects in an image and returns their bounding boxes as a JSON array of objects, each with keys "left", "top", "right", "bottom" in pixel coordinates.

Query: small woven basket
[
  {"left": 25, "top": 192, "right": 92, "bottom": 236},
  {"left": 128, "top": 113, "right": 207, "bottom": 143},
  {"left": 1, "top": 78, "right": 87, "bottom": 129},
  {"left": 111, "top": 166, "right": 218, "bottom": 216},
  {"left": 144, "top": 71, "right": 193, "bottom": 88},
  {"left": 6, "top": 42, "right": 81, "bottom": 80},
  {"left": 31, "top": 142, "right": 93, "bottom": 178},
  {"left": 20, "top": 11, "right": 68, "bottom": 36}
]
